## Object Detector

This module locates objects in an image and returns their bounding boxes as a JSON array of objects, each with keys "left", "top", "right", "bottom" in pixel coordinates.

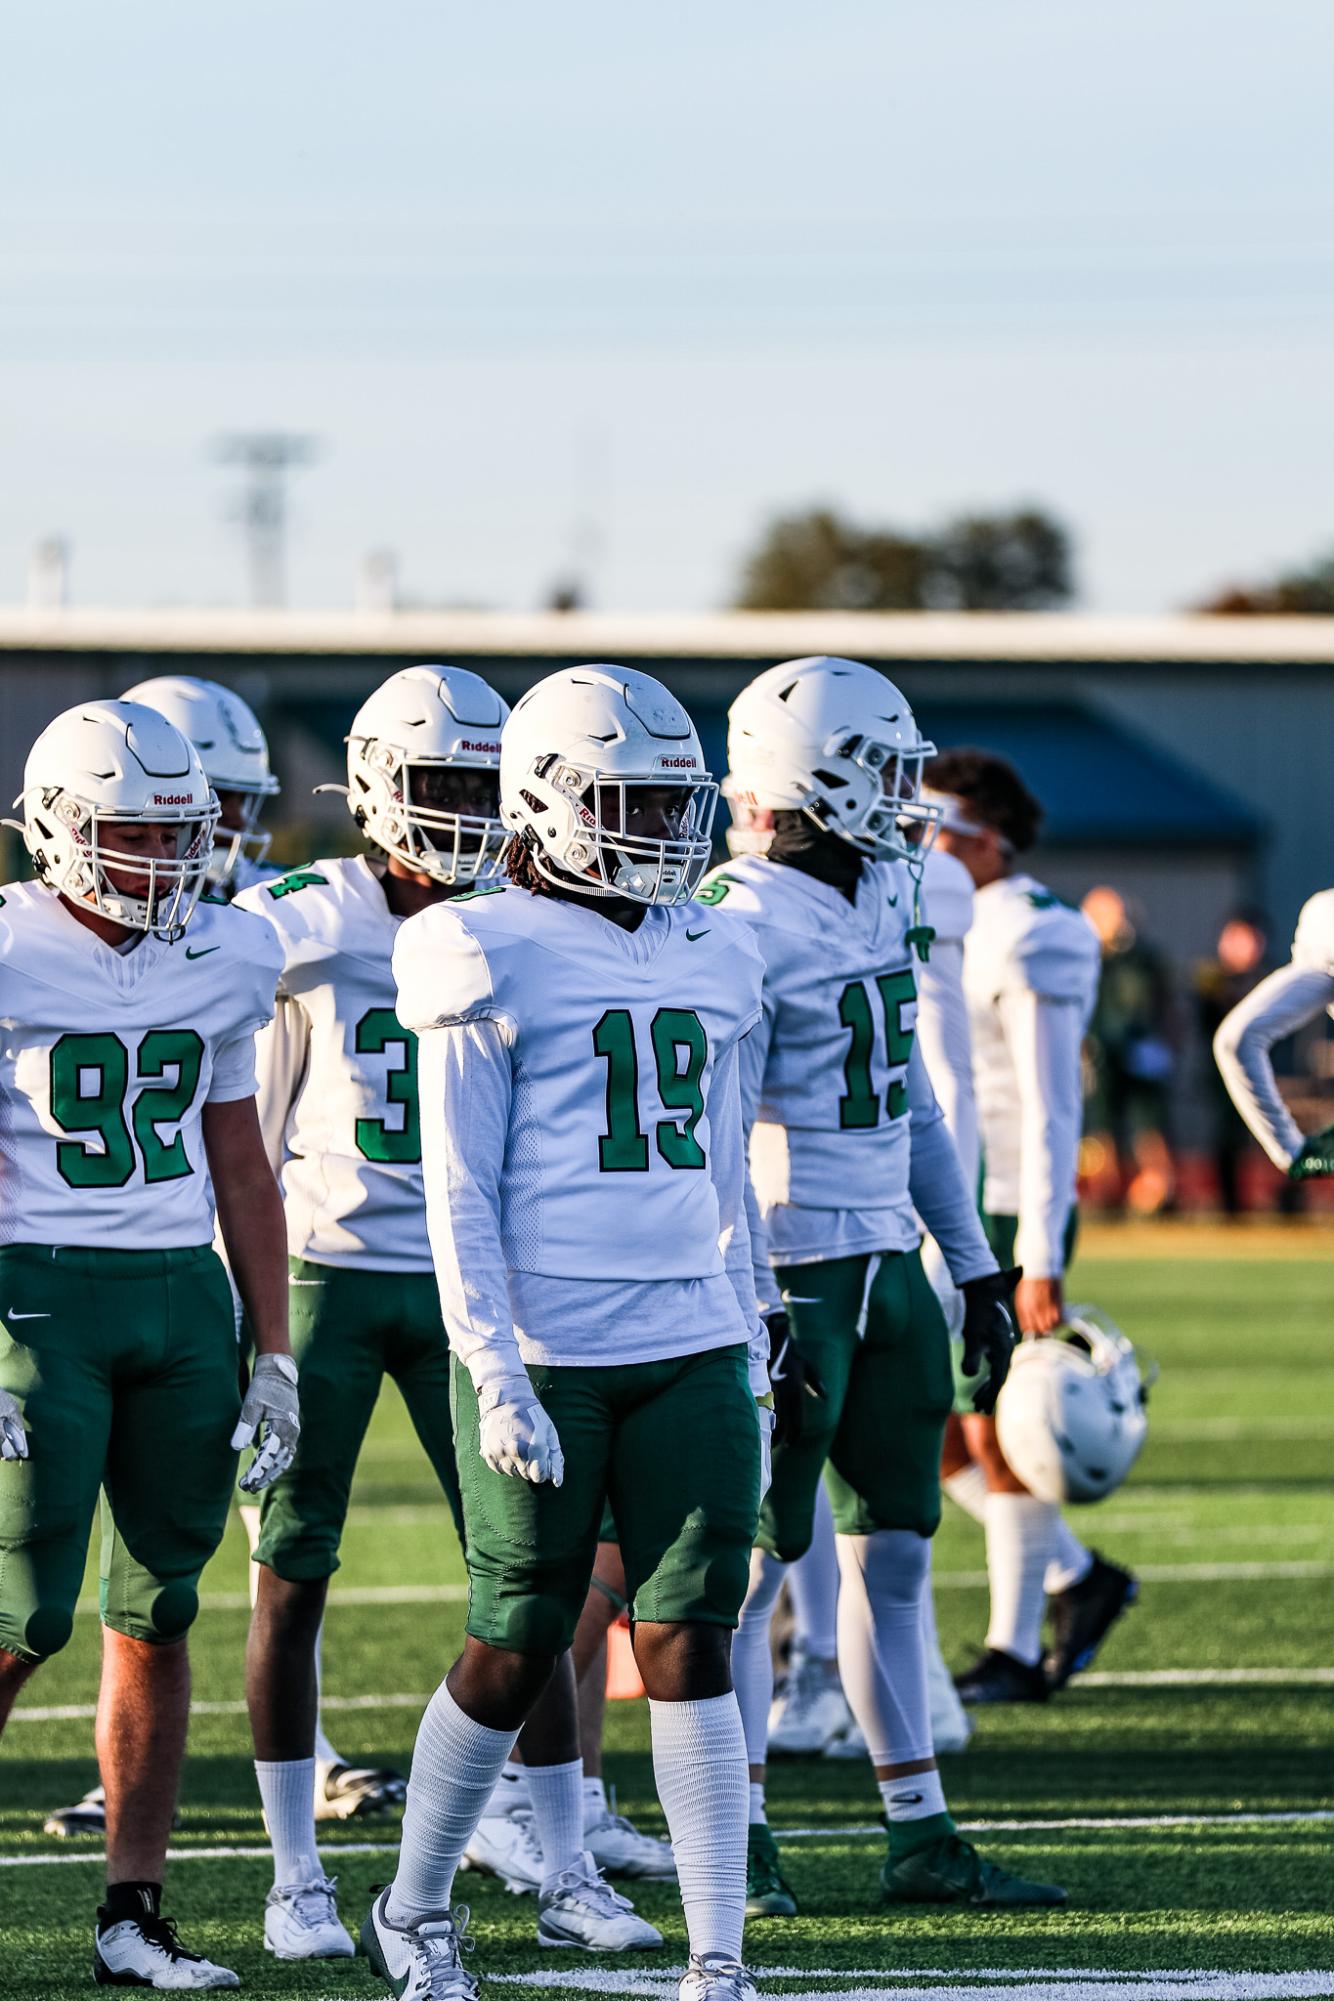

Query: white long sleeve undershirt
[
  {"left": 994, "top": 988, "right": 1085, "bottom": 1280},
  {"left": 1212, "top": 961, "right": 1334, "bottom": 1170}
]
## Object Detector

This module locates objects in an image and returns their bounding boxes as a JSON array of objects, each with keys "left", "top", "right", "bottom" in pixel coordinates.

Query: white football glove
[
  {"left": 477, "top": 1376, "right": 564, "bottom": 1486},
  {"left": 756, "top": 1396, "right": 775, "bottom": 1502},
  {"left": 0, "top": 1388, "right": 28, "bottom": 1462},
  {"left": 232, "top": 1353, "right": 301, "bottom": 1495}
]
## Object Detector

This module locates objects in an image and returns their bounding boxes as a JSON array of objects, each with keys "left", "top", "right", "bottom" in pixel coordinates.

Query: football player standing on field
[
  {"left": 711, "top": 657, "right": 1062, "bottom": 1921},
  {"left": 0, "top": 700, "right": 297, "bottom": 1989},
  {"left": 40, "top": 675, "right": 386, "bottom": 1846},
  {"left": 375, "top": 664, "right": 770, "bottom": 2001},
  {"left": 1213, "top": 887, "right": 1334, "bottom": 1183},
  {"left": 923, "top": 750, "right": 1134, "bottom": 1703}
]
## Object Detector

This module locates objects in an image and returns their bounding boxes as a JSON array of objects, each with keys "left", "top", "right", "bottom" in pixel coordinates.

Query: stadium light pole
[{"left": 214, "top": 432, "right": 319, "bottom": 609}]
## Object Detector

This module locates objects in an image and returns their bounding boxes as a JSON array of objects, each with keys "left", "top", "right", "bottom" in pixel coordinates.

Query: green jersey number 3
[
  {"left": 837, "top": 969, "right": 916, "bottom": 1129},
  {"left": 593, "top": 1007, "right": 709, "bottom": 1171},
  {"left": 354, "top": 1008, "right": 421, "bottom": 1164},
  {"left": 49, "top": 1029, "right": 205, "bottom": 1189}
]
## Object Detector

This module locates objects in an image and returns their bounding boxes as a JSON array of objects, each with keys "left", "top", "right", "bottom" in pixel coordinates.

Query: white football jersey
[
  {"left": 394, "top": 884, "right": 765, "bottom": 1285},
  {"left": 235, "top": 856, "right": 433, "bottom": 1272},
  {"left": 1292, "top": 889, "right": 1334, "bottom": 989},
  {"left": 228, "top": 854, "right": 284, "bottom": 900},
  {"left": 964, "top": 872, "right": 1100, "bottom": 1272},
  {"left": 699, "top": 852, "right": 925, "bottom": 1246},
  {"left": 0, "top": 881, "right": 281, "bottom": 1250}
]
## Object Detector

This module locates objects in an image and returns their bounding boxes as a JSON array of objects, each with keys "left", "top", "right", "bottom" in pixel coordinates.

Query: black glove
[
  {"left": 959, "top": 1267, "right": 1020, "bottom": 1416},
  {"left": 1289, "top": 1124, "right": 1334, "bottom": 1179},
  {"left": 766, "top": 1309, "right": 825, "bottom": 1449}
]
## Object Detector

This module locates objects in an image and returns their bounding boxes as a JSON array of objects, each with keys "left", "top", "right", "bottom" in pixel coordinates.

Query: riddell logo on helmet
[
  {"left": 459, "top": 741, "right": 499, "bottom": 754},
  {"left": 153, "top": 793, "right": 194, "bottom": 806},
  {"left": 657, "top": 757, "right": 698, "bottom": 769}
]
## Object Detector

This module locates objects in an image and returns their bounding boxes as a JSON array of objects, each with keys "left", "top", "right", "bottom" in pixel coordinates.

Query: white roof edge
[{"left": 1, "top": 607, "right": 1333, "bottom": 664}]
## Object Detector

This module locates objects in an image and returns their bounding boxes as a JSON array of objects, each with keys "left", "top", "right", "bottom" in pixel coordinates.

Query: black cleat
[
  {"left": 953, "top": 1648, "right": 1049, "bottom": 1705},
  {"left": 1044, "top": 1553, "right": 1138, "bottom": 1690}
]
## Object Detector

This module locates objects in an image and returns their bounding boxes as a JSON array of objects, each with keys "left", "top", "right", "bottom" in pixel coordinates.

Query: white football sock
[
  {"left": 1046, "top": 1517, "right": 1094, "bottom": 1596},
  {"left": 482, "top": 1757, "right": 531, "bottom": 1819},
  {"left": 748, "top": 1780, "right": 766, "bottom": 1825},
  {"left": 877, "top": 1769, "right": 946, "bottom": 1822},
  {"left": 526, "top": 1757, "right": 584, "bottom": 1886},
  {"left": 984, "top": 1493, "right": 1058, "bottom": 1666},
  {"left": 254, "top": 1757, "right": 319, "bottom": 1889},
  {"left": 942, "top": 1461, "right": 988, "bottom": 1525},
  {"left": 834, "top": 1530, "right": 934, "bottom": 1766},
  {"left": 789, "top": 1485, "right": 840, "bottom": 1661},
  {"left": 650, "top": 1694, "right": 748, "bottom": 1964},
  {"left": 582, "top": 1774, "right": 607, "bottom": 1818},
  {"left": 386, "top": 1683, "right": 519, "bottom": 1925},
  {"left": 311, "top": 1623, "right": 343, "bottom": 1770},
  {"left": 730, "top": 1547, "right": 788, "bottom": 1766}
]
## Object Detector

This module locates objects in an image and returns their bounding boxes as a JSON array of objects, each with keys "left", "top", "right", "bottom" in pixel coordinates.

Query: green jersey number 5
[
  {"left": 593, "top": 1007, "right": 709, "bottom": 1172},
  {"left": 49, "top": 1029, "right": 205, "bottom": 1189}
]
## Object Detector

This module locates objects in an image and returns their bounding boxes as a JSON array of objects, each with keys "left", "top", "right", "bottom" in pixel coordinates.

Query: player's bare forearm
[{"left": 203, "top": 1095, "right": 291, "bottom": 1358}]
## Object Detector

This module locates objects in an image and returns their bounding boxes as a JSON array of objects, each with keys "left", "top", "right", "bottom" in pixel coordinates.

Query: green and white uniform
[
  {"left": 393, "top": 883, "right": 767, "bottom": 1655},
  {"left": 0, "top": 881, "right": 281, "bottom": 1662},
  {"left": 697, "top": 853, "right": 996, "bottom": 1556},
  {"left": 234, "top": 856, "right": 463, "bottom": 1580}
]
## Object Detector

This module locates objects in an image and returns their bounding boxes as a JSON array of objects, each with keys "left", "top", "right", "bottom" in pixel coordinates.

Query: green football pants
[
  {"left": 758, "top": 1247, "right": 953, "bottom": 1561},
  {"left": 0, "top": 1244, "right": 239, "bottom": 1664}
]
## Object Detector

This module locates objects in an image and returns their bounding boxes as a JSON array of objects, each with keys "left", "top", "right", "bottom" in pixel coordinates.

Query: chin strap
[{"left": 905, "top": 865, "right": 935, "bottom": 963}]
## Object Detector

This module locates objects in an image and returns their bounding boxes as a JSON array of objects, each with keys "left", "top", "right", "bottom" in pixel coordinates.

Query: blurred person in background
[
  {"left": 1194, "top": 910, "right": 1302, "bottom": 1216},
  {"left": 1082, "top": 886, "right": 1179, "bottom": 1216}
]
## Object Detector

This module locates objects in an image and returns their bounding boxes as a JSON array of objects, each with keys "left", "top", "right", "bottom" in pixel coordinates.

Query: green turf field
[{"left": 4, "top": 1229, "right": 1333, "bottom": 1998}]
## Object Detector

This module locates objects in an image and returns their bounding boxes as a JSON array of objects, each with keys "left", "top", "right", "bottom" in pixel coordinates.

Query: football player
[
  {"left": 40, "top": 675, "right": 396, "bottom": 1845},
  {"left": 923, "top": 750, "right": 1135, "bottom": 1701},
  {"left": 1213, "top": 887, "right": 1334, "bottom": 1181},
  {"left": 373, "top": 665, "right": 770, "bottom": 2001},
  {"left": 0, "top": 700, "right": 297, "bottom": 1988},
  {"left": 711, "top": 657, "right": 1062, "bottom": 1921}
]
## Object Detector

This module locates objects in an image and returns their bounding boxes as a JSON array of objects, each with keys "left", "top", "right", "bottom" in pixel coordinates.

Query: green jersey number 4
[
  {"left": 837, "top": 969, "right": 916, "bottom": 1129},
  {"left": 593, "top": 1007, "right": 709, "bottom": 1171},
  {"left": 49, "top": 1029, "right": 205, "bottom": 1189}
]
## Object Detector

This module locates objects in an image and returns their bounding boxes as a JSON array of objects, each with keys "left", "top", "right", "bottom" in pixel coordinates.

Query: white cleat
[
  {"left": 263, "top": 1875, "right": 356, "bottom": 1960},
  {"left": 45, "top": 1784, "right": 107, "bottom": 1838},
  {"left": 460, "top": 1809, "right": 544, "bottom": 1894},
  {"left": 360, "top": 1889, "right": 477, "bottom": 2001},
  {"left": 314, "top": 1760, "right": 407, "bottom": 1821},
  {"left": 928, "top": 1643, "right": 974, "bottom": 1754},
  {"left": 769, "top": 1655, "right": 853, "bottom": 1755},
  {"left": 93, "top": 1914, "right": 239, "bottom": 1990},
  {"left": 537, "top": 1852, "right": 663, "bottom": 1952},
  {"left": 584, "top": 1799, "right": 677, "bottom": 1880},
  {"left": 679, "top": 1952, "right": 758, "bottom": 2000},
  {"left": 823, "top": 1712, "right": 867, "bottom": 1760}
]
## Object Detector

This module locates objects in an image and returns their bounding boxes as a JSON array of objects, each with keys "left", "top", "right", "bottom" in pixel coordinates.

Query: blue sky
[{"left": 3, "top": 0, "right": 1332, "bottom": 611}]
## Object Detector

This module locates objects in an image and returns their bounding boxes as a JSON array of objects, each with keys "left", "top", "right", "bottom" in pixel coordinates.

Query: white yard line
[
  {"left": 482, "top": 1974, "right": 1334, "bottom": 1999},
  {"left": 5, "top": 1809, "right": 1332, "bottom": 1866}
]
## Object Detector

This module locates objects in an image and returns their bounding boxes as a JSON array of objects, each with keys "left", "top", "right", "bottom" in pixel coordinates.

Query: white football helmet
[
  {"left": 339, "top": 665, "right": 508, "bottom": 885},
  {"left": 122, "top": 675, "right": 278, "bottom": 889},
  {"left": 500, "top": 665, "right": 717, "bottom": 906},
  {"left": 14, "top": 700, "right": 219, "bottom": 940},
  {"left": 996, "top": 1307, "right": 1151, "bottom": 1505},
  {"left": 727, "top": 656, "right": 939, "bottom": 864}
]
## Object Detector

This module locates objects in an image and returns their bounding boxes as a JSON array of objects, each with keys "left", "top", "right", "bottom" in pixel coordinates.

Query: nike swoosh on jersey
[
  {"left": 288, "top": 1276, "right": 325, "bottom": 1286},
  {"left": 686, "top": 928, "right": 710, "bottom": 941},
  {"left": 185, "top": 945, "right": 220, "bottom": 960},
  {"left": 886, "top": 892, "right": 899, "bottom": 907},
  {"left": 6, "top": 1310, "right": 51, "bottom": 1320}
]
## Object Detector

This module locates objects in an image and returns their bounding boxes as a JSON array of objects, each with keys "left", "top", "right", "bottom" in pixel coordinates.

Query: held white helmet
[
  {"left": 122, "top": 675, "right": 278, "bottom": 889},
  {"left": 13, "top": 700, "right": 219, "bottom": 941},
  {"left": 727, "top": 656, "right": 939, "bottom": 864},
  {"left": 339, "top": 665, "right": 508, "bottom": 885},
  {"left": 996, "top": 1307, "right": 1152, "bottom": 1505},
  {"left": 501, "top": 665, "right": 717, "bottom": 906}
]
